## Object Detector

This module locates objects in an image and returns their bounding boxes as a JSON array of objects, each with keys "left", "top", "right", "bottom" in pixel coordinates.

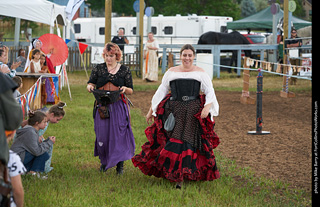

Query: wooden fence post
[
  {"left": 280, "top": 65, "right": 295, "bottom": 98},
  {"left": 240, "top": 57, "right": 255, "bottom": 104}
]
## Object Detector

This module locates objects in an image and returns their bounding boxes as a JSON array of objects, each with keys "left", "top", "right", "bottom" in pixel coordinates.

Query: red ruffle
[{"left": 132, "top": 94, "right": 220, "bottom": 182}]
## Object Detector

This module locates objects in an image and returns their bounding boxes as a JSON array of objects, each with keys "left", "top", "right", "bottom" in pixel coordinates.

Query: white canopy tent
[
  {"left": 0, "top": 0, "right": 67, "bottom": 45},
  {"left": 0, "top": 0, "right": 72, "bottom": 99}
]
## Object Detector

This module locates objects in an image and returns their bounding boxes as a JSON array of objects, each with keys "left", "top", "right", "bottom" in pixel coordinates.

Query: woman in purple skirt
[{"left": 86, "top": 42, "right": 135, "bottom": 175}]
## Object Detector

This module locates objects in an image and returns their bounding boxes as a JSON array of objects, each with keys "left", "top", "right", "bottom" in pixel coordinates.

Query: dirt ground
[{"left": 130, "top": 90, "right": 312, "bottom": 192}]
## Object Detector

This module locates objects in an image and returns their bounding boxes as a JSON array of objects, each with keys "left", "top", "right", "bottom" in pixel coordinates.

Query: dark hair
[
  {"left": 31, "top": 49, "right": 41, "bottom": 59},
  {"left": 102, "top": 42, "right": 122, "bottom": 61},
  {"left": 28, "top": 110, "right": 47, "bottom": 126},
  {"left": 49, "top": 101, "right": 66, "bottom": 117},
  {"left": 40, "top": 54, "right": 47, "bottom": 66},
  {"left": 12, "top": 76, "right": 22, "bottom": 87},
  {"left": 0, "top": 49, "right": 4, "bottom": 57},
  {"left": 180, "top": 44, "right": 195, "bottom": 55},
  {"left": 18, "top": 49, "right": 25, "bottom": 56}
]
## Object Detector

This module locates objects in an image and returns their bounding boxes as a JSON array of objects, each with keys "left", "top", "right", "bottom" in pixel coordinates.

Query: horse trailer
[{"left": 73, "top": 14, "right": 233, "bottom": 45}]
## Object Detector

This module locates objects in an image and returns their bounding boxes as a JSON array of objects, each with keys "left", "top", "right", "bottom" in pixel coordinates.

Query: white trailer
[{"left": 73, "top": 14, "right": 233, "bottom": 45}]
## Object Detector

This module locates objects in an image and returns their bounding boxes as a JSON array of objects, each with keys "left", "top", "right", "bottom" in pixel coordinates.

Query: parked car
[{"left": 242, "top": 33, "right": 266, "bottom": 44}]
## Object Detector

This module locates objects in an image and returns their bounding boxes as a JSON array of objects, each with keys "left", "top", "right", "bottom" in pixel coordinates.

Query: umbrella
[{"left": 39, "top": 33, "right": 68, "bottom": 67}]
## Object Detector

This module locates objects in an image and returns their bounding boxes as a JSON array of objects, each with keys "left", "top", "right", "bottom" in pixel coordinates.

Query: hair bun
[
  {"left": 57, "top": 101, "right": 66, "bottom": 109},
  {"left": 28, "top": 110, "right": 35, "bottom": 117}
]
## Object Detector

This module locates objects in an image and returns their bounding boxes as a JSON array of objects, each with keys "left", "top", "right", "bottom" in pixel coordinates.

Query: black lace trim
[{"left": 88, "top": 63, "right": 133, "bottom": 89}]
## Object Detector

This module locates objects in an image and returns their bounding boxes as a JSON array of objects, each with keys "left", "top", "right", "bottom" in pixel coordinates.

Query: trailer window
[
  {"left": 164, "top": 26, "right": 173, "bottom": 35},
  {"left": 151, "top": 27, "right": 157, "bottom": 35},
  {"left": 74, "top": 24, "right": 81, "bottom": 33},
  {"left": 220, "top": 26, "right": 227, "bottom": 33},
  {"left": 133, "top": 26, "right": 156, "bottom": 35},
  {"left": 99, "top": 27, "right": 105, "bottom": 35}
]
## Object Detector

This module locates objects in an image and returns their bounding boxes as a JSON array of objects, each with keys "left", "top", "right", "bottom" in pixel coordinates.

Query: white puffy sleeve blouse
[{"left": 151, "top": 70, "right": 219, "bottom": 120}]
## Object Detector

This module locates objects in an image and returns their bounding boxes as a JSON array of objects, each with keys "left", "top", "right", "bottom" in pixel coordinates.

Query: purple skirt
[{"left": 94, "top": 99, "right": 135, "bottom": 169}]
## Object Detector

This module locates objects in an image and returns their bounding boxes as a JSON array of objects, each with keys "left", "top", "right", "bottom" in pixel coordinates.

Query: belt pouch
[{"left": 98, "top": 105, "right": 109, "bottom": 119}]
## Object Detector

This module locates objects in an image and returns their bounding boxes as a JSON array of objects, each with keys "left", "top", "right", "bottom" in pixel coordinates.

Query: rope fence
[{"left": 196, "top": 56, "right": 312, "bottom": 81}]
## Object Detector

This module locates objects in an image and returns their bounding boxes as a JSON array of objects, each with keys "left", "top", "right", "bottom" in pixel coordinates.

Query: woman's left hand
[
  {"left": 120, "top": 86, "right": 133, "bottom": 95},
  {"left": 120, "top": 86, "right": 126, "bottom": 94},
  {"left": 11, "top": 61, "right": 21, "bottom": 70},
  {"left": 201, "top": 104, "right": 211, "bottom": 119}
]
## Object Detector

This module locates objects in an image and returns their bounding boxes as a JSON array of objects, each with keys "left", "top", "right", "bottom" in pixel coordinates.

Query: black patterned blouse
[{"left": 87, "top": 63, "right": 133, "bottom": 89}]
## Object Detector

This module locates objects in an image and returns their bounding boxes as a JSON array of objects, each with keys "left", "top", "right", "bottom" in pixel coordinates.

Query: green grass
[{"left": 20, "top": 71, "right": 311, "bottom": 207}]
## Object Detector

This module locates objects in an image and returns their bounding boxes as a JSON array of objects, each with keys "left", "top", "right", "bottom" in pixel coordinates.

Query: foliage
[
  {"left": 160, "top": 0, "right": 241, "bottom": 19},
  {"left": 252, "top": 0, "right": 268, "bottom": 12},
  {"left": 87, "top": 0, "right": 241, "bottom": 19},
  {"left": 241, "top": 0, "right": 257, "bottom": 18},
  {"left": 86, "top": 0, "right": 309, "bottom": 20},
  {"left": 291, "top": 0, "right": 307, "bottom": 19}
]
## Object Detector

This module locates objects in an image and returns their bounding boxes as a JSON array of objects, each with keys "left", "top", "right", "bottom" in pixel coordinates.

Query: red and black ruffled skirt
[{"left": 132, "top": 94, "right": 220, "bottom": 182}]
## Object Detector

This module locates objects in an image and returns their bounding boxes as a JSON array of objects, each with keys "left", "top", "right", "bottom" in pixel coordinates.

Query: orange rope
[{"left": 145, "top": 51, "right": 149, "bottom": 74}]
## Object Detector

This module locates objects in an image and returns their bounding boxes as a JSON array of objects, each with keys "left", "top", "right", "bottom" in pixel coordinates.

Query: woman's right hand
[
  {"left": 146, "top": 108, "right": 154, "bottom": 125},
  {"left": 87, "top": 84, "right": 94, "bottom": 93}
]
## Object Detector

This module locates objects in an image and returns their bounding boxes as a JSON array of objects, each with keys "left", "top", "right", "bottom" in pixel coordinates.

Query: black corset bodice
[{"left": 170, "top": 79, "right": 200, "bottom": 101}]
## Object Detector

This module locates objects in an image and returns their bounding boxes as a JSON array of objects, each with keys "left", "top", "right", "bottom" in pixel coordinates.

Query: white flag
[{"left": 66, "top": 0, "right": 84, "bottom": 21}]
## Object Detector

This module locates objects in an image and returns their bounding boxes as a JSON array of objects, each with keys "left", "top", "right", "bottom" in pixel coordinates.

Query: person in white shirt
[
  {"left": 7, "top": 132, "right": 26, "bottom": 207},
  {"left": 132, "top": 44, "right": 220, "bottom": 189},
  {"left": 27, "top": 49, "right": 42, "bottom": 73},
  {"left": 8, "top": 150, "right": 26, "bottom": 207}
]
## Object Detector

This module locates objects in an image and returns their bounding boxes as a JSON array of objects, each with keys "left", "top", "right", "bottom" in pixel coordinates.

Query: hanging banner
[
  {"left": 91, "top": 46, "right": 105, "bottom": 64},
  {"left": 79, "top": 42, "right": 88, "bottom": 54}
]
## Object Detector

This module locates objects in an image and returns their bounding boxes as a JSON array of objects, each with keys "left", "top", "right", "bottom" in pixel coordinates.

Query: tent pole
[
  {"left": 69, "top": 25, "right": 89, "bottom": 79},
  {"left": 63, "top": 63, "right": 72, "bottom": 101},
  {"left": 14, "top": 18, "right": 21, "bottom": 47},
  {"left": 77, "top": 41, "right": 89, "bottom": 79}
]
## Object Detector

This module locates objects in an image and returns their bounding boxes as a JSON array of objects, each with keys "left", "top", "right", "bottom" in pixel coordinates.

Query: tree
[
  {"left": 161, "top": 0, "right": 240, "bottom": 19},
  {"left": 252, "top": 0, "right": 268, "bottom": 12},
  {"left": 87, "top": 0, "right": 241, "bottom": 19},
  {"left": 241, "top": 0, "right": 256, "bottom": 17}
]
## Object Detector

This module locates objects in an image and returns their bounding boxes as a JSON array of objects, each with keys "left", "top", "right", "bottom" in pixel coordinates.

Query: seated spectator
[
  {"left": 12, "top": 76, "right": 23, "bottom": 99},
  {"left": 0, "top": 47, "right": 21, "bottom": 78},
  {"left": 26, "top": 50, "right": 48, "bottom": 74},
  {"left": 7, "top": 132, "right": 26, "bottom": 207},
  {"left": 27, "top": 49, "right": 42, "bottom": 73},
  {"left": 15, "top": 49, "right": 27, "bottom": 72},
  {"left": 10, "top": 110, "right": 55, "bottom": 178},
  {"left": 40, "top": 54, "right": 48, "bottom": 73},
  {"left": 27, "top": 39, "right": 55, "bottom": 74}
]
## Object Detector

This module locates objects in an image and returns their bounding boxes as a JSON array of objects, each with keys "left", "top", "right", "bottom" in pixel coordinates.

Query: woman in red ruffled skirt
[{"left": 132, "top": 44, "right": 220, "bottom": 188}]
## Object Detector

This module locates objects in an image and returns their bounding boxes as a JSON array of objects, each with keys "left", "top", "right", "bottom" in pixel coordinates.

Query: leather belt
[
  {"left": 170, "top": 96, "right": 198, "bottom": 101},
  {"left": 99, "top": 82, "right": 119, "bottom": 91}
]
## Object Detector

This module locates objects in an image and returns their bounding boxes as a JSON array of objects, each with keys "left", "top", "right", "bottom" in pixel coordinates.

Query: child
[
  {"left": 10, "top": 110, "right": 55, "bottom": 177},
  {"left": 7, "top": 131, "right": 26, "bottom": 207},
  {"left": 38, "top": 101, "right": 66, "bottom": 173},
  {"left": 40, "top": 54, "right": 48, "bottom": 73},
  {"left": 19, "top": 102, "right": 66, "bottom": 173},
  {"left": 12, "top": 76, "right": 23, "bottom": 99},
  {"left": 27, "top": 49, "right": 43, "bottom": 73}
]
